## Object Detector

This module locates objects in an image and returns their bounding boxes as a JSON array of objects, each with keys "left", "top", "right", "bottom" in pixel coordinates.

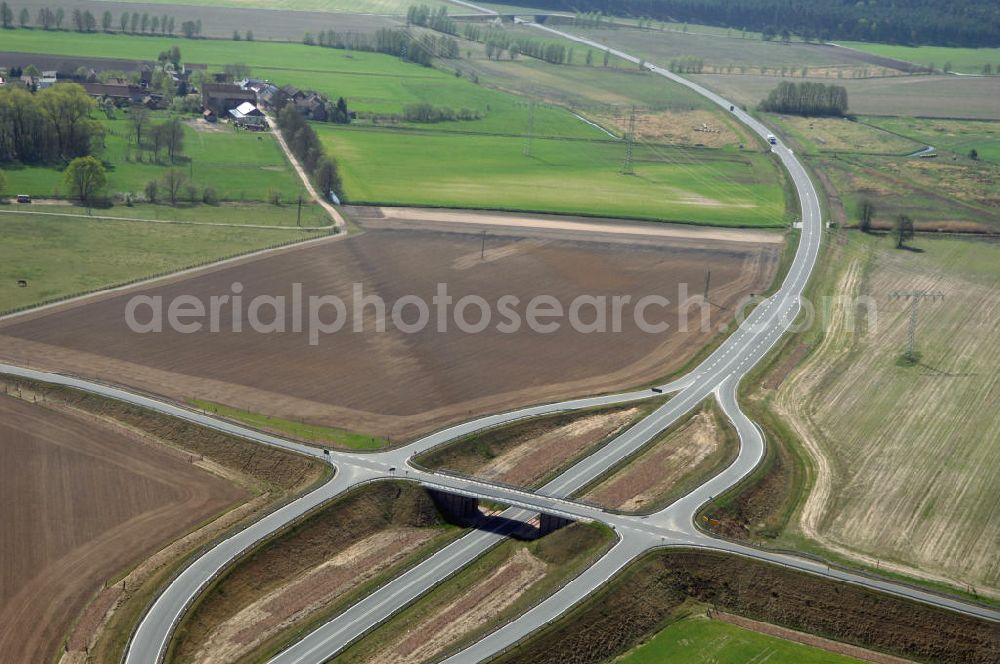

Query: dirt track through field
[
  {"left": 0, "top": 396, "right": 245, "bottom": 663},
  {"left": 0, "top": 220, "right": 779, "bottom": 441}
]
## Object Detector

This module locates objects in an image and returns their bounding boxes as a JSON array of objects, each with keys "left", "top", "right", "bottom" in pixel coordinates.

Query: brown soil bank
[
  {"left": 415, "top": 401, "right": 662, "bottom": 488},
  {"left": 0, "top": 392, "right": 245, "bottom": 664},
  {"left": 169, "top": 482, "right": 457, "bottom": 663},
  {"left": 581, "top": 400, "right": 737, "bottom": 513},
  {"left": 0, "top": 374, "right": 326, "bottom": 663},
  {"left": 494, "top": 550, "right": 1000, "bottom": 664},
  {"left": 0, "top": 222, "right": 780, "bottom": 441}
]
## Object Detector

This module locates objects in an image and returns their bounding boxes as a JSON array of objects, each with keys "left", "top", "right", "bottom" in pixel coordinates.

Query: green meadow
[
  {"left": 1, "top": 113, "right": 306, "bottom": 202},
  {"left": 2, "top": 29, "right": 784, "bottom": 224},
  {"left": 621, "top": 616, "right": 862, "bottom": 664},
  {"left": 840, "top": 42, "right": 1000, "bottom": 74},
  {"left": 319, "top": 125, "right": 786, "bottom": 226},
  {"left": 0, "top": 213, "right": 317, "bottom": 311},
  {"left": 863, "top": 117, "right": 1000, "bottom": 165}
]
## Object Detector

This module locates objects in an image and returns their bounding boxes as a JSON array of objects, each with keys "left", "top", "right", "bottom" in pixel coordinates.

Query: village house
[
  {"left": 201, "top": 83, "right": 256, "bottom": 116},
  {"left": 228, "top": 101, "right": 266, "bottom": 128}
]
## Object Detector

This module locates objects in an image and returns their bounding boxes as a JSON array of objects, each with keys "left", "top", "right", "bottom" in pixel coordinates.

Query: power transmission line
[
  {"left": 889, "top": 289, "right": 944, "bottom": 361},
  {"left": 622, "top": 105, "right": 636, "bottom": 174},
  {"left": 523, "top": 100, "right": 535, "bottom": 157}
]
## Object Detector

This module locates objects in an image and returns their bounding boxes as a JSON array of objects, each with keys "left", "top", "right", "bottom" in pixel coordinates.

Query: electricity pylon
[
  {"left": 889, "top": 289, "right": 944, "bottom": 361},
  {"left": 622, "top": 105, "right": 636, "bottom": 174}
]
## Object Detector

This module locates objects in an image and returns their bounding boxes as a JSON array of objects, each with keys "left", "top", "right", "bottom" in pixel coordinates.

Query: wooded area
[
  {"left": 759, "top": 81, "right": 848, "bottom": 116},
  {"left": 0, "top": 84, "right": 103, "bottom": 164},
  {"left": 500, "top": 0, "right": 1000, "bottom": 47}
]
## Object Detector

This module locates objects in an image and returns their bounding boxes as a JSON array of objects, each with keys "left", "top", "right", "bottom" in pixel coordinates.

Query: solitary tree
[
  {"left": 858, "top": 200, "right": 875, "bottom": 233},
  {"left": 129, "top": 106, "right": 151, "bottom": 151},
  {"left": 894, "top": 214, "right": 914, "bottom": 249},
  {"left": 120, "top": 12, "right": 128, "bottom": 32},
  {"left": 1, "top": 2, "right": 13, "bottom": 29},
  {"left": 102, "top": 10, "right": 112, "bottom": 32},
  {"left": 968, "top": 148, "right": 979, "bottom": 160},
  {"left": 232, "top": 29, "right": 240, "bottom": 41},
  {"left": 64, "top": 156, "right": 107, "bottom": 204},
  {"left": 0, "top": 169, "right": 6, "bottom": 199},
  {"left": 144, "top": 179, "right": 158, "bottom": 203},
  {"left": 315, "top": 157, "right": 343, "bottom": 200},
  {"left": 19, "top": 7, "right": 29, "bottom": 27},
  {"left": 162, "top": 169, "right": 186, "bottom": 205}
]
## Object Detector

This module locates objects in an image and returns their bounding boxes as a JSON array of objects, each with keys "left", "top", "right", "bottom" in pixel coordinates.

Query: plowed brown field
[
  {"left": 0, "top": 396, "right": 246, "bottom": 663},
  {"left": 0, "top": 216, "right": 780, "bottom": 441}
]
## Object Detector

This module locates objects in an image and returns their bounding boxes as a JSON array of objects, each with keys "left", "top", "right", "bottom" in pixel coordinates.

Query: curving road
[{"left": 2, "top": 16, "right": 997, "bottom": 664}]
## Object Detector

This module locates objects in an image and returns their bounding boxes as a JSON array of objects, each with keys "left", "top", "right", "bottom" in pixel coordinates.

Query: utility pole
[
  {"left": 523, "top": 101, "right": 535, "bottom": 157},
  {"left": 703, "top": 269, "right": 711, "bottom": 299},
  {"left": 889, "top": 290, "right": 944, "bottom": 361},
  {"left": 481, "top": 230, "right": 486, "bottom": 259},
  {"left": 297, "top": 195, "right": 302, "bottom": 226},
  {"left": 623, "top": 105, "right": 636, "bottom": 174}
]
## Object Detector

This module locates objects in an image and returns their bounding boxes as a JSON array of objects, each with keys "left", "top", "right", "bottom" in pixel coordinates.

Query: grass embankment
[
  {"left": 576, "top": 399, "right": 739, "bottom": 514},
  {"left": 0, "top": 374, "right": 329, "bottom": 663},
  {"left": 167, "top": 481, "right": 462, "bottom": 663},
  {"left": 0, "top": 213, "right": 322, "bottom": 312},
  {"left": 0, "top": 201, "right": 331, "bottom": 227},
  {"left": 335, "top": 522, "right": 615, "bottom": 663},
  {"left": 492, "top": 549, "right": 1000, "bottom": 664},
  {"left": 190, "top": 398, "right": 389, "bottom": 450},
  {"left": 415, "top": 398, "right": 666, "bottom": 489},
  {"left": 621, "top": 615, "right": 861, "bottom": 664}
]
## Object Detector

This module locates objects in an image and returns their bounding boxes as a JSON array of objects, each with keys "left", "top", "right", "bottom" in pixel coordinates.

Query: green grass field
[
  {"left": 0, "top": 213, "right": 318, "bottom": 311},
  {"left": 0, "top": 30, "right": 599, "bottom": 140},
  {"left": 840, "top": 42, "right": 1000, "bottom": 74},
  {"left": 621, "top": 615, "right": 862, "bottom": 663},
  {"left": 1, "top": 112, "right": 306, "bottom": 202},
  {"left": 190, "top": 398, "right": 388, "bottom": 449},
  {"left": 320, "top": 126, "right": 785, "bottom": 225},
  {"left": 73, "top": 201, "right": 334, "bottom": 227}
]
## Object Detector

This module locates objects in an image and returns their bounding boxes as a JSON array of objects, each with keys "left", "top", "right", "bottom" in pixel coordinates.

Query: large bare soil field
[
  {"left": 0, "top": 213, "right": 780, "bottom": 441},
  {"left": 0, "top": 395, "right": 246, "bottom": 663}
]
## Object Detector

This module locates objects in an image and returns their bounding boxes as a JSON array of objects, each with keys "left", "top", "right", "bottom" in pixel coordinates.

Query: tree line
[
  {"left": 759, "top": 81, "right": 848, "bottom": 117},
  {"left": 488, "top": 0, "right": 1000, "bottom": 47},
  {"left": 276, "top": 105, "right": 343, "bottom": 201},
  {"left": 0, "top": 84, "right": 103, "bottom": 164},
  {"left": 0, "top": 3, "right": 204, "bottom": 37},
  {"left": 406, "top": 4, "right": 457, "bottom": 35},
  {"left": 301, "top": 28, "right": 460, "bottom": 65},
  {"left": 466, "top": 26, "right": 574, "bottom": 64}
]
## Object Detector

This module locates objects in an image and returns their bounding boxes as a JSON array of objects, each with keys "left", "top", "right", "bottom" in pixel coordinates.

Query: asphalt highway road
[{"left": 2, "top": 15, "right": 997, "bottom": 664}]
